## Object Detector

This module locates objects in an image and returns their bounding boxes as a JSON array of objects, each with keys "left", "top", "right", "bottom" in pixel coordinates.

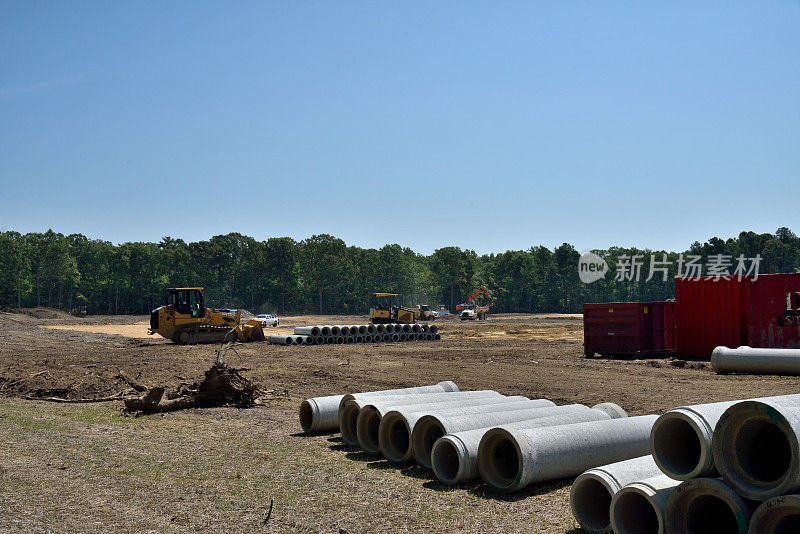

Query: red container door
[
  {"left": 676, "top": 277, "right": 749, "bottom": 359},
  {"left": 747, "top": 274, "right": 800, "bottom": 349},
  {"left": 583, "top": 302, "right": 676, "bottom": 356}
]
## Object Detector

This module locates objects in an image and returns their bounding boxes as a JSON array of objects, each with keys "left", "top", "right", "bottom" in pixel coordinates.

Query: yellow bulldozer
[
  {"left": 148, "top": 287, "right": 265, "bottom": 344},
  {"left": 368, "top": 293, "right": 418, "bottom": 324}
]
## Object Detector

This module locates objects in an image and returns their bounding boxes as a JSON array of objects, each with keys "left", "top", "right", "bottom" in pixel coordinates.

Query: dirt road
[{"left": 1, "top": 308, "right": 799, "bottom": 532}]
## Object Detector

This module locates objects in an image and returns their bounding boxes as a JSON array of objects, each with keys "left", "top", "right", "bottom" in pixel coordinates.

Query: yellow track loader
[{"left": 148, "top": 287, "right": 265, "bottom": 344}]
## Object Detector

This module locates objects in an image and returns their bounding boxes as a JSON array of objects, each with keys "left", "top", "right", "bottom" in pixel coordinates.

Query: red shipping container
[
  {"left": 583, "top": 302, "right": 676, "bottom": 357},
  {"left": 675, "top": 273, "right": 800, "bottom": 359}
]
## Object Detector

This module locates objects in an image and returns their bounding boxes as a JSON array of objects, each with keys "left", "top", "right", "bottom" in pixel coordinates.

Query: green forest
[{"left": 0, "top": 228, "right": 798, "bottom": 315}]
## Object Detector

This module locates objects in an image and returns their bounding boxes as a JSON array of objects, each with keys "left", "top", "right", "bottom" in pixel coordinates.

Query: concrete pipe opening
[
  {"left": 571, "top": 476, "right": 614, "bottom": 533},
  {"left": 391, "top": 334, "right": 400, "bottom": 342},
  {"left": 336, "top": 337, "right": 345, "bottom": 344},
  {"left": 687, "top": 495, "right": 739, "bottom": 533},
  {"left": 478, "top": 430, "right": 521, "bottom": 492},
  {"left": 385, "top": 324, "right": 395, "bottom": 334},
  {"left": 751, "top": 495, "right": 800, "bottom": 534},
  {"left": 299, "top": 400, "right": 316, "bottom": 432},
  {"left": 367, "top": 324, "right": 376, "bottom": 334},
  {"left": 331, "top": 326, "right": 341, "bottom": 336},
  {"left": 434, "top": 333, "right": 441, "bottom": 341},
  {"left": 339, "top": 402, "right": 362, "bottom": 445},
  {"left": 734, "top": 418, "right": 792, "bottom": 485},
  {"left": 356, "top": 407, "right": 383, "bottom": 454},
  {"left": 432, "top": 439, "right": 463, "bottom": 484},
  {"left": 340, "top": 326, "right": 350, "bottom": 336},
  {"left": 402, "top": 324, "right": 411, "bottom": 333},
  {"left": 314, "top": 337, "right": 324, "bottom": 345},
  {"left": 380, "top": 416, "right": 412, "bottom": 463},
  {"left": 375, "top": 324, "right": 385, "bottom": 334},
  {"left": 413, "top": 421, "right": 447, "bottom": 470},
  {"left": 357, "top": 325, "right": 367, "bottom": 335},
  {"left": 346, "top": 337, "right": 354, "bottom": 344},
  {"left": 651, "top": 416, "right": 704, "bottom": 479},
  {"left": 429, "top": 325, "right": 438, "bottom": 334},
  {"left": 666, "top": 479, "right": 749, "bottom": 534},
  {"left": 321, "top": 326, "right": 331, "bottom": 336},
  {"left": 412, "top": 324, "right": 421, "bottom": 333},
  {"left": 613, "top": 489, "right": 661, "bottom": 534},
  {"left": 399, "top": 333, "right": 408, "bottom": 341}
]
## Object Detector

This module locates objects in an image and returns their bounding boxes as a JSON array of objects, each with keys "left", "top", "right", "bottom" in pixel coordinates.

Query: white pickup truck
[{"left": 255, "top": 314, "right": 280, "bottom": 327}]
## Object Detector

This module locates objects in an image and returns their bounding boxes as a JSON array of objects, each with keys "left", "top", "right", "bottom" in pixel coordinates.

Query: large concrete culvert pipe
[
  {"left": 391, "top": 333, "right": 400, "bottom": 342},
  {"left": 356, "top": 394, "right": 529, "bottom": 455},
  {"left": 367, "top": 324, "right": 377, "bottom": 334},
  {"left": 330, "top": 325, "right": 341, "bottom": 336},
  {"left": 711, "top": 399, "right": 800, "bottom": 500},
  {"left": 429, "top": 325, "right": 438, "bottom": 334},
  {"left": 339, "top": 326, "right": 351, "bottom": 336},
  {"left": 650, "top": 394, "right": 800, "bottom": 481},
  {"left": 379, "top": 399, "right": 557, "bottom": 464},
  {"left": 478, "top": 415, "right": 657, "bottom": 493},
  {"left": 375, "top": 324, "right": 385, "bottom": 334},
  {"left": 749, "top": 494, "right": 800, "bottom": 534},
  {"left": 320, "top": 325, "right": 332, "bottom": 336},
  {"left": 294, "top": 326, "right": 321, "bottom": 336},
  {"left": 712, "top": 346, "right": 800, "bottom": 375},
  {"left": 338, "top": 381, "right": 458, "bottom": 415},
  {"left": 432, "top": 404, "right": 627, "bottom": 485},
  {"left": 609, "top": 474, "right": 680, "bottom": 534},
  {"left": 415, "top": 403, "right": 600, "bottom": 469},
  {"left": 338, "top": 390, "right": 506, "bottom": 447},
  {"left": 384, "top": 324, "right": 395, "bottom": 334},
  {"left": 268, "top": 334, "right": 294, "bottom": 345},
  {"left": 664, "top": 478, "right": 751, "bottom": 534},
  {"left": 314, "top": 336, "right": 325, "bottom": 345},
  {"left": 402, "top": 324, "right": 411, "bottom": 333},
  {"left": 569, "top": 455, "right": 664, "bottom": 534},
  {"left": 411, "top": 324, "right": 421, "bottom": 333}
]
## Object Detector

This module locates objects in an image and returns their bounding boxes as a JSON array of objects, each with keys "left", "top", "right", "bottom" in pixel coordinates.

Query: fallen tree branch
[
  {"left": 26, "top": 392, "right": 126, "bottom": 403},
  {"left": 116, "top": 369, "right": 149, "bottom": 392}
]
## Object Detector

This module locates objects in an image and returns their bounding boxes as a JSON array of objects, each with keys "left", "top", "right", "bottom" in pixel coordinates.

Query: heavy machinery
[
  {"left": 70, "top": 304, "right": 87, "bottom": 317},
  {"left": 414, "top": 304, "right": 439, "bottom": 321},
  {"left": 459, "top": 286, "right": 494, "bottom": 320},
  {"left": 148, "top": 287, "right": 265, "bottom": 344},
  {"left": 368, "top": 293, "right": 418, "bottom": 324}
]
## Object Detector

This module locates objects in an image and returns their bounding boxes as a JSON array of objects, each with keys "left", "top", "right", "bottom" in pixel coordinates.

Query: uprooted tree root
[{"left": 123, "top": 342, "right": 260, "bottom": 413}]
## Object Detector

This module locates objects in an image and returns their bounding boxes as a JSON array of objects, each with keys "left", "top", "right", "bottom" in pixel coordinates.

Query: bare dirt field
[{"left": 2, "top": 308, "right": 800, "bottom": 533}]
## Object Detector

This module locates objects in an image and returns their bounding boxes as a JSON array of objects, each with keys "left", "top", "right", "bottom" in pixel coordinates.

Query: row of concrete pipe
[
  {"left": 569, "top": 392, "right": 800, "bottom": 534},
  {"left": 302, "top": 384, "right": 800, "bottom": 533},
  {"left": 269, "top": 323, "right": 440, "bottom": 345}
]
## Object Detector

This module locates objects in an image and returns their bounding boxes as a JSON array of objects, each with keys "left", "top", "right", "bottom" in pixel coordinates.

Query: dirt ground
[{"left": 2, "top": 308, "right": 800, "bottom": 533}]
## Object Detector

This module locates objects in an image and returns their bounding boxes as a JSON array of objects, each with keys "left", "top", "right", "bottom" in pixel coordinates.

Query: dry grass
[{"left": 0, "top": 397, "right": 581, "bottom": 533}]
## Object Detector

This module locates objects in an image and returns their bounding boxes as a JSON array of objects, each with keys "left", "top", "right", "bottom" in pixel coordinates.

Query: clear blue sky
[{"left": 1, "top": 2, "right": 798, "bottom": 254}]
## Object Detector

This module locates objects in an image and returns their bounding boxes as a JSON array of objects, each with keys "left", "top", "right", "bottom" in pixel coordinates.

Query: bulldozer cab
[
  {"left": 165, "top": 287, "right": 206, "bottom": 318},
  {"left": 370, "top": 293, "right": 401, "bottom": 310}
]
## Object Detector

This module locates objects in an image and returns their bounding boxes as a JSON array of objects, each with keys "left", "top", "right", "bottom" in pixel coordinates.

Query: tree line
[{"left": 0, "top": 228, "right": 798, "bottom": 315}]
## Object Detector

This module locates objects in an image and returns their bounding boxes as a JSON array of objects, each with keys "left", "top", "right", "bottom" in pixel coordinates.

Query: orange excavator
[{"left": 457, "top": 286, "right": 494, "bottom": 320}]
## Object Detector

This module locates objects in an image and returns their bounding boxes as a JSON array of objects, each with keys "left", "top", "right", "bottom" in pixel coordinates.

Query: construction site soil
[{"left": 2, "top": 308, "right": 799, "bottom": 532}]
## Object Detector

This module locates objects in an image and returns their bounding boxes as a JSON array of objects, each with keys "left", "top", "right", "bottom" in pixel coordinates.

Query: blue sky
[{"left": 1, "top": 2, "right": 798, "bottom": 254}]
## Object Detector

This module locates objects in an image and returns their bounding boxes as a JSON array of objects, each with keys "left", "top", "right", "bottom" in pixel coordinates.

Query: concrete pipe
[
  {"left": 320, "top": 325, "right": 332, "bottom": 336},
  {"left": 379, "top": 399, "right": 557, "bottom": 465},
  {"left": 415, "top": 403, "right": 596, "bottom": 469},
  {"left": 340, "top": 326, "right": 351, "bottom": 336},
  {"left": 711, "top": 399, "right": 800, "bottom": 500},
  {"left": 300, "top": 393, "right": 346, "bottom": 433},
  {"left": 401, "top": 324, "right": 411, "bottom": 333},
  {"left": 650, "top": 394, "right": 800, "bottom": 481},
  {"left": 610, "top": 474, "right": 680, "bottom": 534},
  {"left": 268, "top": 334, "right": 293, "bottom": 345},
  {"left": 314, "top": 336, "right": 325, "bottom": 345},
  {"left": 338, "top": 381, "right": 459, "bottom": 414},
  {"left": 356, "top": 394, "right": 528, "bottom": 455},
  {"left": 340, "top": 391, "right": 509, "bottom": 447},
  {"left": 326, "top": 336, "right": 336, "bottom": 344},
  {"left": 429, "top": 325, "right": 438, "bottom": 334},
  {"left": 345, "top": 336, "right": 354, "bottom": 344},
  {"left": 478, "top": 415, "right": 658, "bottom": 493},
  {"left": 411, "top": 324, "right": 421, "bottom": 333},
  {"left": 401, "top": 333, "right": 409, "bottom": 341},
  {"left": 570, "top": 455, "right": 663, "bottom": 534},
  {"left": 432, "top": 404, "right": 626, "bottom": 485},
  {"left": 355, "top": 325, "right": 367, "bottom": 335},
  {"left": 354, "top": 335, "right": 363, "bottom": 343},
  {"left": 664, "top": 478, "right": 751, "bottom": 534},
  {"left": 434, "top": 333, "right": 441, "bottom": 341},
  {"left": 712, "top": 346, "right": 800, "bottom": 375},
  {"left": 384, "top": 324, "right": 395, "bottom": 334},
  {"left": 391, "top": 333, "right": 400, "bottom": 342},
  {"left": 330, "top": 326, "right": 341, "bottom": 336},
  {"left": 375, "top": 324, "right": 385, "bottom": 334},
  {"left": 294, "top": 326, "right": 321, "bottom": 336},
  {"left": 291, "top": 335, "right": 306, "bottom": 345},
  {"left": 335, "top": 336, "right": 345, "bottom": 344},
  {"left": 367, "top": 324, "right": 377, "bottom": 334},
  {"left": 749, "top": 494, "right": 800, "bottom": 534},
  {"left": 420, "top": 324, "right": 429, "bottom": 333},
  {"left": 425, "top": 334, "right": 433, "bottom": 341},
  {"left": 379, "top": 334, "right": 388, "bottom": 342}
]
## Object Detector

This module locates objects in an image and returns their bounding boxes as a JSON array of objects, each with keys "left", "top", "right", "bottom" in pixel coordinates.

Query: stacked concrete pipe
[
  {"left": 378, "top": 399, "right": 557, "bottom": 464},
  {"left": 610, "top": 474, "right": 680, "bottom": 534},
  {"left": 664, "top": 478, "right": 751, "bottom": 534},
  {"left": 649, "top": 394, "right": 800, "bottom": 481},
  {"left": 431, "top": 404, "right": 627, "bottom": 485},
  {"left": 352, "top": 393, "right": 530, "bottom": 453},
  {"left": 569, "top": 455, "right": 664, "bottom": 534},
  {"left": 749, "top": 494, "right": 800, "bottom": 534},
  {"left": 268, "top": 334, "right": 294, "bottom": 345},
  {"left": 338, "top": 390, "right": 507, "bottom": 447},
  {"left": 711, "top": 398, "right": 800, "bottom": 501},
  {"left": 299, "top": 381, "right": 458, "bottom": 434},
  {"left": 478, "top": 415, "right": 658, "bottom": 493},
  {"left": 712, "top": 346, "right": 800, "bottom": 375}
]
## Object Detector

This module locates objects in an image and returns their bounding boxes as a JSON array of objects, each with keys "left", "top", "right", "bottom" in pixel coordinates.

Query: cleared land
[{"left": 2, "top": 308, "right": 800, "bottom": 533}]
